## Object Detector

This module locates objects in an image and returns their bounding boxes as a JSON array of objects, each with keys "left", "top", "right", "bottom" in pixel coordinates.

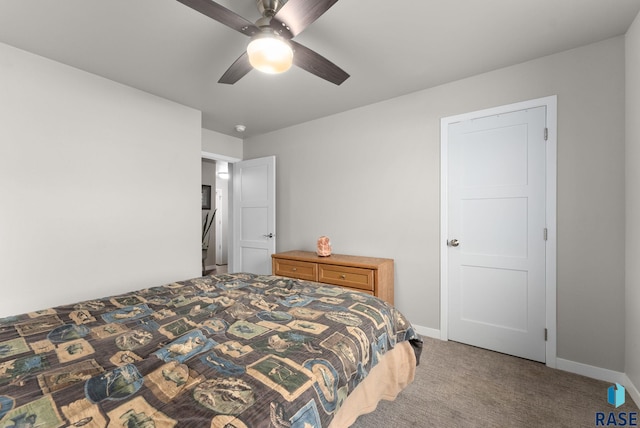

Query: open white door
[{"left": 231, "top": 156, "right": 276, "bottom": 274}]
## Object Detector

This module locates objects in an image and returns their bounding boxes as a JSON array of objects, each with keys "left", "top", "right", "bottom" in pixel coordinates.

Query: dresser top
[{"left": 272, "top": 250, "right": 393, "bottom": 269}]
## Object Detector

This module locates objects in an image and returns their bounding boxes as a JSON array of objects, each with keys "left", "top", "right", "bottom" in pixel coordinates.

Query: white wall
[
  {"left": 626, "top": 11, "right": 640, "bottom": 392},
  {"left": 202, "top": 128, "right": 243, "bottom": 160},
  {"left": 245, "top": 37, "right": 626, "bottom": 371},
  {"left": 0, "top": 42, "right": 202, "bottom": 317}
]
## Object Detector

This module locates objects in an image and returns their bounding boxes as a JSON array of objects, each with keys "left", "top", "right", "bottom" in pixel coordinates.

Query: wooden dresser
[{"left": 271, "top": 250, "right": 394, "bottom": 305}]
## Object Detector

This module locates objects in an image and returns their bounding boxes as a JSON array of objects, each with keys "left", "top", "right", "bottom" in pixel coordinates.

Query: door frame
[{"left": 439, "top": 95, "right": 557, "bottom": 368}]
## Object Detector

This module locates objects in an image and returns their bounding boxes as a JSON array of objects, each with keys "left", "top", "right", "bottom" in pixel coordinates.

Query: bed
[{"left": 0, "top": 272, "right": 422, "bottom": 427}]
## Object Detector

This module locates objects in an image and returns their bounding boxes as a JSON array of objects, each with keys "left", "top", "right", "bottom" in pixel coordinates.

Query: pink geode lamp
[{"left": 316, "top": 236, "right": 332, "bottom": 257}]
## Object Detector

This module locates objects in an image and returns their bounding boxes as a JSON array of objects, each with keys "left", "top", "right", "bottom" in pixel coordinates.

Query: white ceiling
[{"left": 1, "top": 0, "right": 639, "bottom": 138}]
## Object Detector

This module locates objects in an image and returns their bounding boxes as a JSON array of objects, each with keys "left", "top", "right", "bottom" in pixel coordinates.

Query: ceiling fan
[{"left": 177, "top": 0, "right": 350, "bottom": 85}]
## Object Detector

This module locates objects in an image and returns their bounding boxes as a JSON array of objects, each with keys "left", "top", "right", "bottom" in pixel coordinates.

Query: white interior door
[
  {"left": 231, "top": 156, "right": 276, "bottom": 274},
  {"left": 447, "top": 106, "right": 547, "bottom": 362}
]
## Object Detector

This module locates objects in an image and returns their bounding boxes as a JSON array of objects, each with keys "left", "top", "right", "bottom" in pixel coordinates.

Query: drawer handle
[
  {"left": 340, "top": 274, "right": 346, "bottom": 279},
  {"left": 292, "top": 267, "right": 297, "bottom": 272}
]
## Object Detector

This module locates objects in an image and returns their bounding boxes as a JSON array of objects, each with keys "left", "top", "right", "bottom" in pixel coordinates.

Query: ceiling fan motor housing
[{"left": 257, "top": 0, "right": 285, "bottom": 17}]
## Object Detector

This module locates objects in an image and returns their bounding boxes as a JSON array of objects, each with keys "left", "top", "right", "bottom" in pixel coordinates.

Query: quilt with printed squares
[{"left": 0, "top": 273, "right": 422, "bottom": 427}]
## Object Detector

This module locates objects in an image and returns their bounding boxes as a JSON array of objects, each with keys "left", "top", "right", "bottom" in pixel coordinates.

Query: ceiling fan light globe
[{"left": 247, "top": 37, "right": 293, "bottom": 74}]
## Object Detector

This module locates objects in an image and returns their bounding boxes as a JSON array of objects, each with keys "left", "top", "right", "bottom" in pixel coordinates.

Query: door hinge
[
  {"left": 544, "top": 128, "right": 548, "bottom": 141},
  {"left": 544, "top": 328, "right": 548, "bottom": 341},
  {"left": 543, "top": 228, "right": 548, "bottom": 241}
]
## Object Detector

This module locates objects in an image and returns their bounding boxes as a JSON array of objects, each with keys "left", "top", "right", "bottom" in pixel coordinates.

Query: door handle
[
  {"left": 263, "top": 233, "right": 274, "bottom": 238},
  {"left": 448, "top": 239, "right": 460, "bottom": 247}
]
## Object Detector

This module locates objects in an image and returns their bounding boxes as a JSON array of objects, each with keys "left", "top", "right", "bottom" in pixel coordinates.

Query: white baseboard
[
  {"left": 624, "top": 374, "right": 640, "bottom": 408},
  {"left": 557, "top": 358, "right": 639, "bottom": 407},
  {"left": 413, "top": 324, "right": 442, "bottom": 340},
  {"left": 410, "top": 328, "right": 640, "bottom": 407},
  {"left": 556, "top": 358, "right": 627, "bottom": 384}
]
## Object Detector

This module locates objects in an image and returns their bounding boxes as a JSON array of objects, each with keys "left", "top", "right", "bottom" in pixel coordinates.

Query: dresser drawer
[
  {"left": 318, "top": 265, "right": 375, "bottom": 292},
  {"left": 272, "top": 251, "right": 394, "bottom": 305},
  {"left": 344, "top": 287, "right": 374, "bottom": 296},
  {"left": 273, "top": 259, "right": 318, "bottom": 281}
]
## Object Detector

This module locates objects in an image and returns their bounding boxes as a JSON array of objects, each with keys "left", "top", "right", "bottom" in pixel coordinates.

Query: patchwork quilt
[{"left": 0, "top": 273, "right": 422, "bottom": 427}]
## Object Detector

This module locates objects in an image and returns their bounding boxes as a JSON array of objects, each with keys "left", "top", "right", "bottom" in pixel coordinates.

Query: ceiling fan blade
[
  {"left": 177, "top": 0, "right": 259, "bottom": 37},
  {"left": 218, "top": 52, "right": 253, "bottom": 84},
  {"left": 270, "top": 0, "right": 340, "bottom": 39},
  {"left": 290, "top": 41, "right": 349, "bottom": 85}
]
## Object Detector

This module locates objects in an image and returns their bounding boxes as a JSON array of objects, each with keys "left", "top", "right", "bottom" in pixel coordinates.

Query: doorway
[
  {"left": 201, "top": 158, "right": 232, "bottom": 275},
  {"left": 440, "top": 96, "right": 557, "bottom": 367}
]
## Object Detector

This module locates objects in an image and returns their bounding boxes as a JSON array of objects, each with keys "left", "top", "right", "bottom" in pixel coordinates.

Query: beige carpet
[{"left": 351, "top": 337, "right": 639, "bottom": 427}]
